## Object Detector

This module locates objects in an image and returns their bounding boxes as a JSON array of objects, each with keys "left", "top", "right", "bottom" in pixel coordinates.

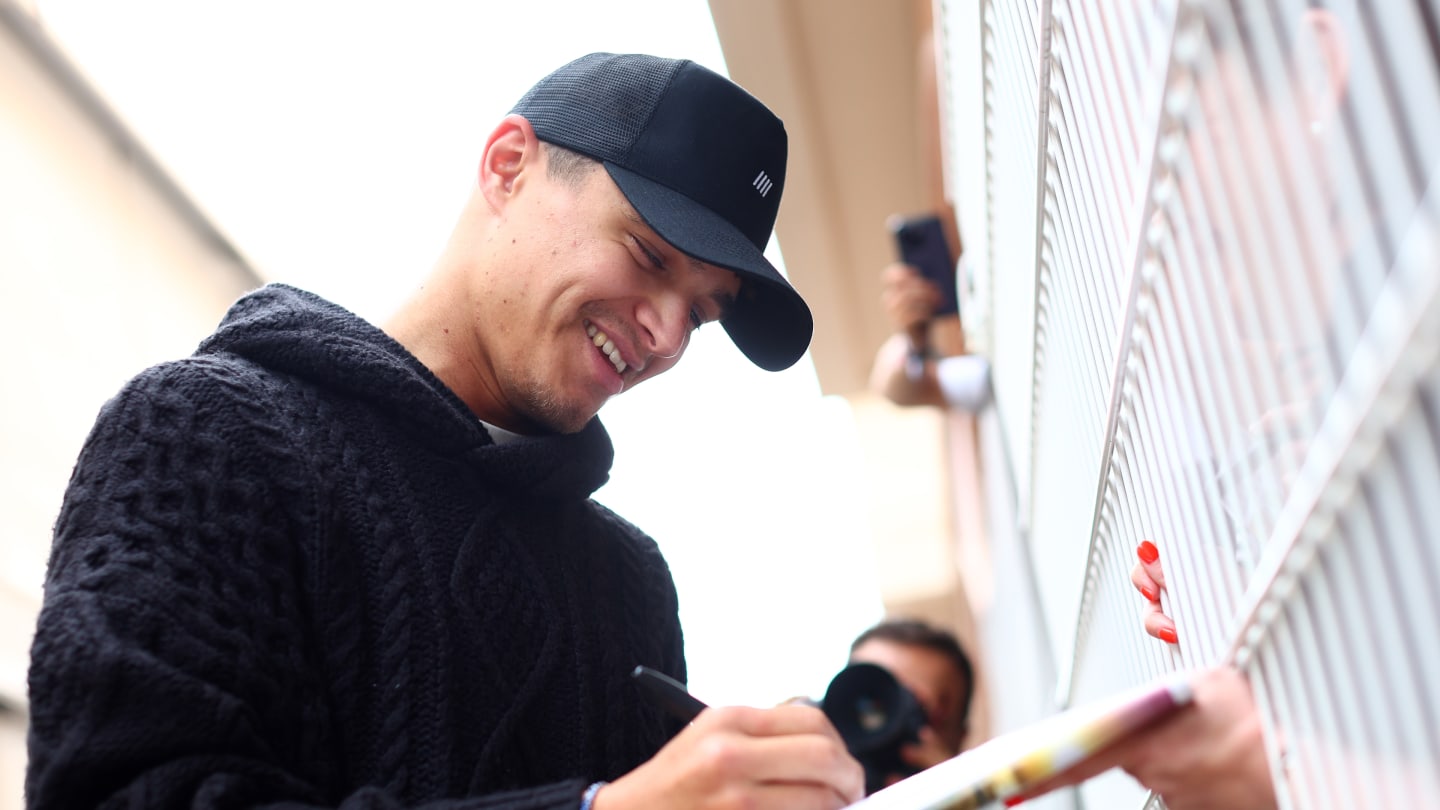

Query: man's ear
[{"left": 478, "top": 114, "right": 541, "bottom": 211}]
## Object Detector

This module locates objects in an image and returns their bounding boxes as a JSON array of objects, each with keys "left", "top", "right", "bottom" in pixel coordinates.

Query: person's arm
[
  {"left": 869, "top": 263, "right": 967, "bottom": 407},
  {"left": 1009, "top": 667, "right": 1277, "bottom": 810},
  {"left": 29, "top": 363, "right": 599, "bottom": 810},
  {"left": 1009, "top": 542, "right": 1279, "bottom": 810},
  {"left": 29, "top": 362, "right": 863, "bottom": 810},
  {"left": 29, "top": 362, "right": 346, "bottom": 808}
]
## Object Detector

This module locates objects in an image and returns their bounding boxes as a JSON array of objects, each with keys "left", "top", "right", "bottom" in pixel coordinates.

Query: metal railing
[{"left": 938, "top": 0, "right": 1440, "bottom": 806}]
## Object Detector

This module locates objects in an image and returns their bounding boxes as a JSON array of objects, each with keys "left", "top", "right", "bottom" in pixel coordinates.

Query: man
[
  {"left": 26, "top": 53, "right": 862, "bottom": 810},
  {"left": 848, "top": 619, "right": 975, "bottom": 779}
]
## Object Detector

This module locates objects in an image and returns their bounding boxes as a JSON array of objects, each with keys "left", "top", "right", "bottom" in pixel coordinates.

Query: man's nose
[{"left": 645, "top": 295, "right": 692, "bottom": 360}]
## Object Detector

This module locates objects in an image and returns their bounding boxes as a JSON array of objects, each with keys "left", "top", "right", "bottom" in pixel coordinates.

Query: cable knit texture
[{"left": 27, "top": 284, "right": 687, "bottom": 809}]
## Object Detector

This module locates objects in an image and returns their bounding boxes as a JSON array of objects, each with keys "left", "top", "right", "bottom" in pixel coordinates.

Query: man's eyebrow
[
  {"left": 678, "top": 245, "right": 739, "bottom": 321},
  {"left": 621, "top": 202, "right": 737, "bottom": 320},
  {"left": 620, "top": 203, "right": 649, "bottom": 231}
]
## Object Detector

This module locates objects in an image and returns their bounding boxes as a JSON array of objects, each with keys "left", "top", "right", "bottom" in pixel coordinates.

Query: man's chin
[{"left": 524, "top": 401, "right": 602, "bottom": 435}]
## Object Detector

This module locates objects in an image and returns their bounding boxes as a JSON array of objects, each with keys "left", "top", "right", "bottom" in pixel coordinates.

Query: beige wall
[
  {"left": 709, "top": 0, "right": 939, "bottom": 396},
  {"left": 708, "top": 0, "right": 998, "bottom": 751},
  {"left": 844, "top": 393, "right": 994, "bottom": 747},
  {"left": 0, "top": 8, "right": 261, "bottom": 805}
]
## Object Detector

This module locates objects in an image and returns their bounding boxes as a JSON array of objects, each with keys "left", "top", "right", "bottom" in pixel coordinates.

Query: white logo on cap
[{"left": 752, "top": 170, "right": 774, "bottom": 197}]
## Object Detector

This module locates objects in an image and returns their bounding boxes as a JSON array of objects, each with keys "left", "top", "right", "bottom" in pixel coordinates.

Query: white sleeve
[{"left": 936, "top": 354, "right": 992, "bottom": 412}]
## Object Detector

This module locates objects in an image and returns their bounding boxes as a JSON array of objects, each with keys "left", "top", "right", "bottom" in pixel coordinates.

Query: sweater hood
[{"left": 197, "top": 283, "right": 615, "bottom": 499}]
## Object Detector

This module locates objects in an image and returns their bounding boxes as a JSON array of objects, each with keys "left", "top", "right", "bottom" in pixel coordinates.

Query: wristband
[
  {"left": 904, "top": 347, "right": 930, "bottom": 382},
  {"left": 579, "top": 781, "right": 607, "bottom": 810}
]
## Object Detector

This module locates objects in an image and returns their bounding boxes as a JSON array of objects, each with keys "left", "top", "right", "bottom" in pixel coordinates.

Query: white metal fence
[{"left": 938, "top": 0, "right": 1440, "bottom": 806}]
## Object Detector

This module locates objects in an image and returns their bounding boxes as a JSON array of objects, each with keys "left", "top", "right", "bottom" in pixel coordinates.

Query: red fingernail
[
  {"left": 1158, "top": 626, "right": 1179, "bottom": 644},
  {"left": 1140, "top": 585, "right": 1158, "bottom": 601},
  {"left": 1137, "top": 541, "right": 1159, "bottom": 563},
  {"left": 1004, "top": 797, "right": 1026, "bottom": 808}
]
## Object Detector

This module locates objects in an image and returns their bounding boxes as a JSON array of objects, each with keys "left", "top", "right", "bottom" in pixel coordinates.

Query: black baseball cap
[{"left": 510, "top": 52, "right": 811, "bottom": 372}]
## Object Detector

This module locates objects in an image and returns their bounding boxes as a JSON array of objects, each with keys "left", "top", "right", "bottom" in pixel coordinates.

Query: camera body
[{"left": 820, "top": 662, "right": 928, "bottom": 795}]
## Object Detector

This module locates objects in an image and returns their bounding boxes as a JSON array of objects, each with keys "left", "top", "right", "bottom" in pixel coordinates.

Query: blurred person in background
[
  {"left": 802, "top": 618, "right": 976, "bottom": 796},
  {"left": 847, "top": 618, "right": 977, "bottom": 777},
  {"left": 868, "top": 236, "right": 991, "bottom": 411},
  {"left": 866, "top": 17, "right": 990, "bottom": 412},
  {"left": 24, "top": 52, "right": 863, "bottom": 810}
]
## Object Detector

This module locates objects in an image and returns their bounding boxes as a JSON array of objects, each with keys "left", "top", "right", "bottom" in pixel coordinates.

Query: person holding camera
[{"left": 821, "top": 618, "right": 976, "bottom": 794}]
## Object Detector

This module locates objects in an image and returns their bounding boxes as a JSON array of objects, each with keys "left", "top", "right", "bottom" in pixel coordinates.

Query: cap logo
[{"left": 752, "top": 170, "right": 775, "bottom": 197}]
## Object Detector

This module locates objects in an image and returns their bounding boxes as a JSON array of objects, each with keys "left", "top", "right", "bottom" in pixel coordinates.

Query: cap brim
[{"left": 604, "top": 163, "right": 813, "bottom": 372}]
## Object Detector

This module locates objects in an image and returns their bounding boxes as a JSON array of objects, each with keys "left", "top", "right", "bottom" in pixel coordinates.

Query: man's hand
[
  {"left": 594, "top": 703, "right": 865, "bottom": 810},
  {"left": 894, "top": 725, "right": 959, "bottom": 780}
]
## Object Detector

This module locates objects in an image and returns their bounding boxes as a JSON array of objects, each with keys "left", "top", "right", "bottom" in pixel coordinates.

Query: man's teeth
[{"left": 586, "top": 324, "right": 627, "bottom": 373}]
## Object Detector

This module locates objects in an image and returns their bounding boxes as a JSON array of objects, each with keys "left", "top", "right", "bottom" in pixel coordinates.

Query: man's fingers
[
  {"left": 683, "top": 713, "right": 864, "bottom": 805},
  {"left": 614, "top": 704, "right": 865, "bottom": 810},
  {"left": 699, "top": 703, "right": 845, "bottom": 740},
  {"left": 739, "top": 781, "right": 860, "bottom": 810},
  {"left": 881, "top": 262, "right": 922, "bottom": 284},
  {"left": 728, "top": 733, "right": 857, "bottom": 786}
]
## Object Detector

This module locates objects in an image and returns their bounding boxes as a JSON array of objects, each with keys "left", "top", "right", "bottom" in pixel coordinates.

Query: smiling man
[
  {"left": 388, "top": 53, "right": 812, "bottom": 436},
  {"left": 26, "top": 54, "right": 860, "bottom": 810}
]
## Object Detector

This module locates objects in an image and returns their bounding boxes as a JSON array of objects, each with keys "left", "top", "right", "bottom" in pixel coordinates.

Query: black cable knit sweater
[{"left": 26, "top": 285, "right": 686, "bottom": 809}]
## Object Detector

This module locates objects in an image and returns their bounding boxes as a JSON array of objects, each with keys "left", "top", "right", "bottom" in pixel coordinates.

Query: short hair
[
  {"left": 850, "top": 618, "right": 976, "bottom": 730},
  {"left": 542, "top": 141, "right": 600, "bottom": 189}
]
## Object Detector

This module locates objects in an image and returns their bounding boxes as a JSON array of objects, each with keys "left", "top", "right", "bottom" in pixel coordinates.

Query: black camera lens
[{"left": 820, "top": 662, "right": 927, "bottom": 795}]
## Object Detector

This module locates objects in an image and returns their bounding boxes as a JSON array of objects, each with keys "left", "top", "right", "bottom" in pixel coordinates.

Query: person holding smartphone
[
  {"left": 866, "top": 13, "right": 990, "bottom": 413},
  {"left": 868, "top": 206, "right": 990, "bottom": 411}
]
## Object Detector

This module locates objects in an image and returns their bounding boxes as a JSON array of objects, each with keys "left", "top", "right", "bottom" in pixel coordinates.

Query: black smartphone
[{"left": 889, "top": 214, "right": 958, "bottom": 317}]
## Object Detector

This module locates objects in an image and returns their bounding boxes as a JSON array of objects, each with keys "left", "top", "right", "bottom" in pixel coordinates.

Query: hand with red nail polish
[
  {"left": 1000, "top": 668, "right": 1277, "bottom": 810},
  {"left": 1131, "top": 540, "right": 1179, "bottom": 644}
]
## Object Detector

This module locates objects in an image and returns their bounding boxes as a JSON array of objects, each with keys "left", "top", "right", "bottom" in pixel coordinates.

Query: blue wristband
[{"left": 579, "top": 781, "right": 607, "bottom": 810}]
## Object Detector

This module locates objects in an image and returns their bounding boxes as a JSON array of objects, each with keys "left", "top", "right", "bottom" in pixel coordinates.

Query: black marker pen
[{"left": 631, "top": 665, "right": 708, "bottom": 723}]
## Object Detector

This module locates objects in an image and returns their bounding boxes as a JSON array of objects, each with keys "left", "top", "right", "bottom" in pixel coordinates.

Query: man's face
[
  {"left": 849, "top": 638, "right": 969, "bottom": 753},
  {"left": 476, "top": 153, "right": 742, "bottom": 434}
]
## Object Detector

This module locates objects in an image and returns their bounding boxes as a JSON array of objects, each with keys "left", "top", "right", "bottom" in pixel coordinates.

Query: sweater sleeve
[{"left": 25, "top": 359, "right": 590, "bottom": 810}]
